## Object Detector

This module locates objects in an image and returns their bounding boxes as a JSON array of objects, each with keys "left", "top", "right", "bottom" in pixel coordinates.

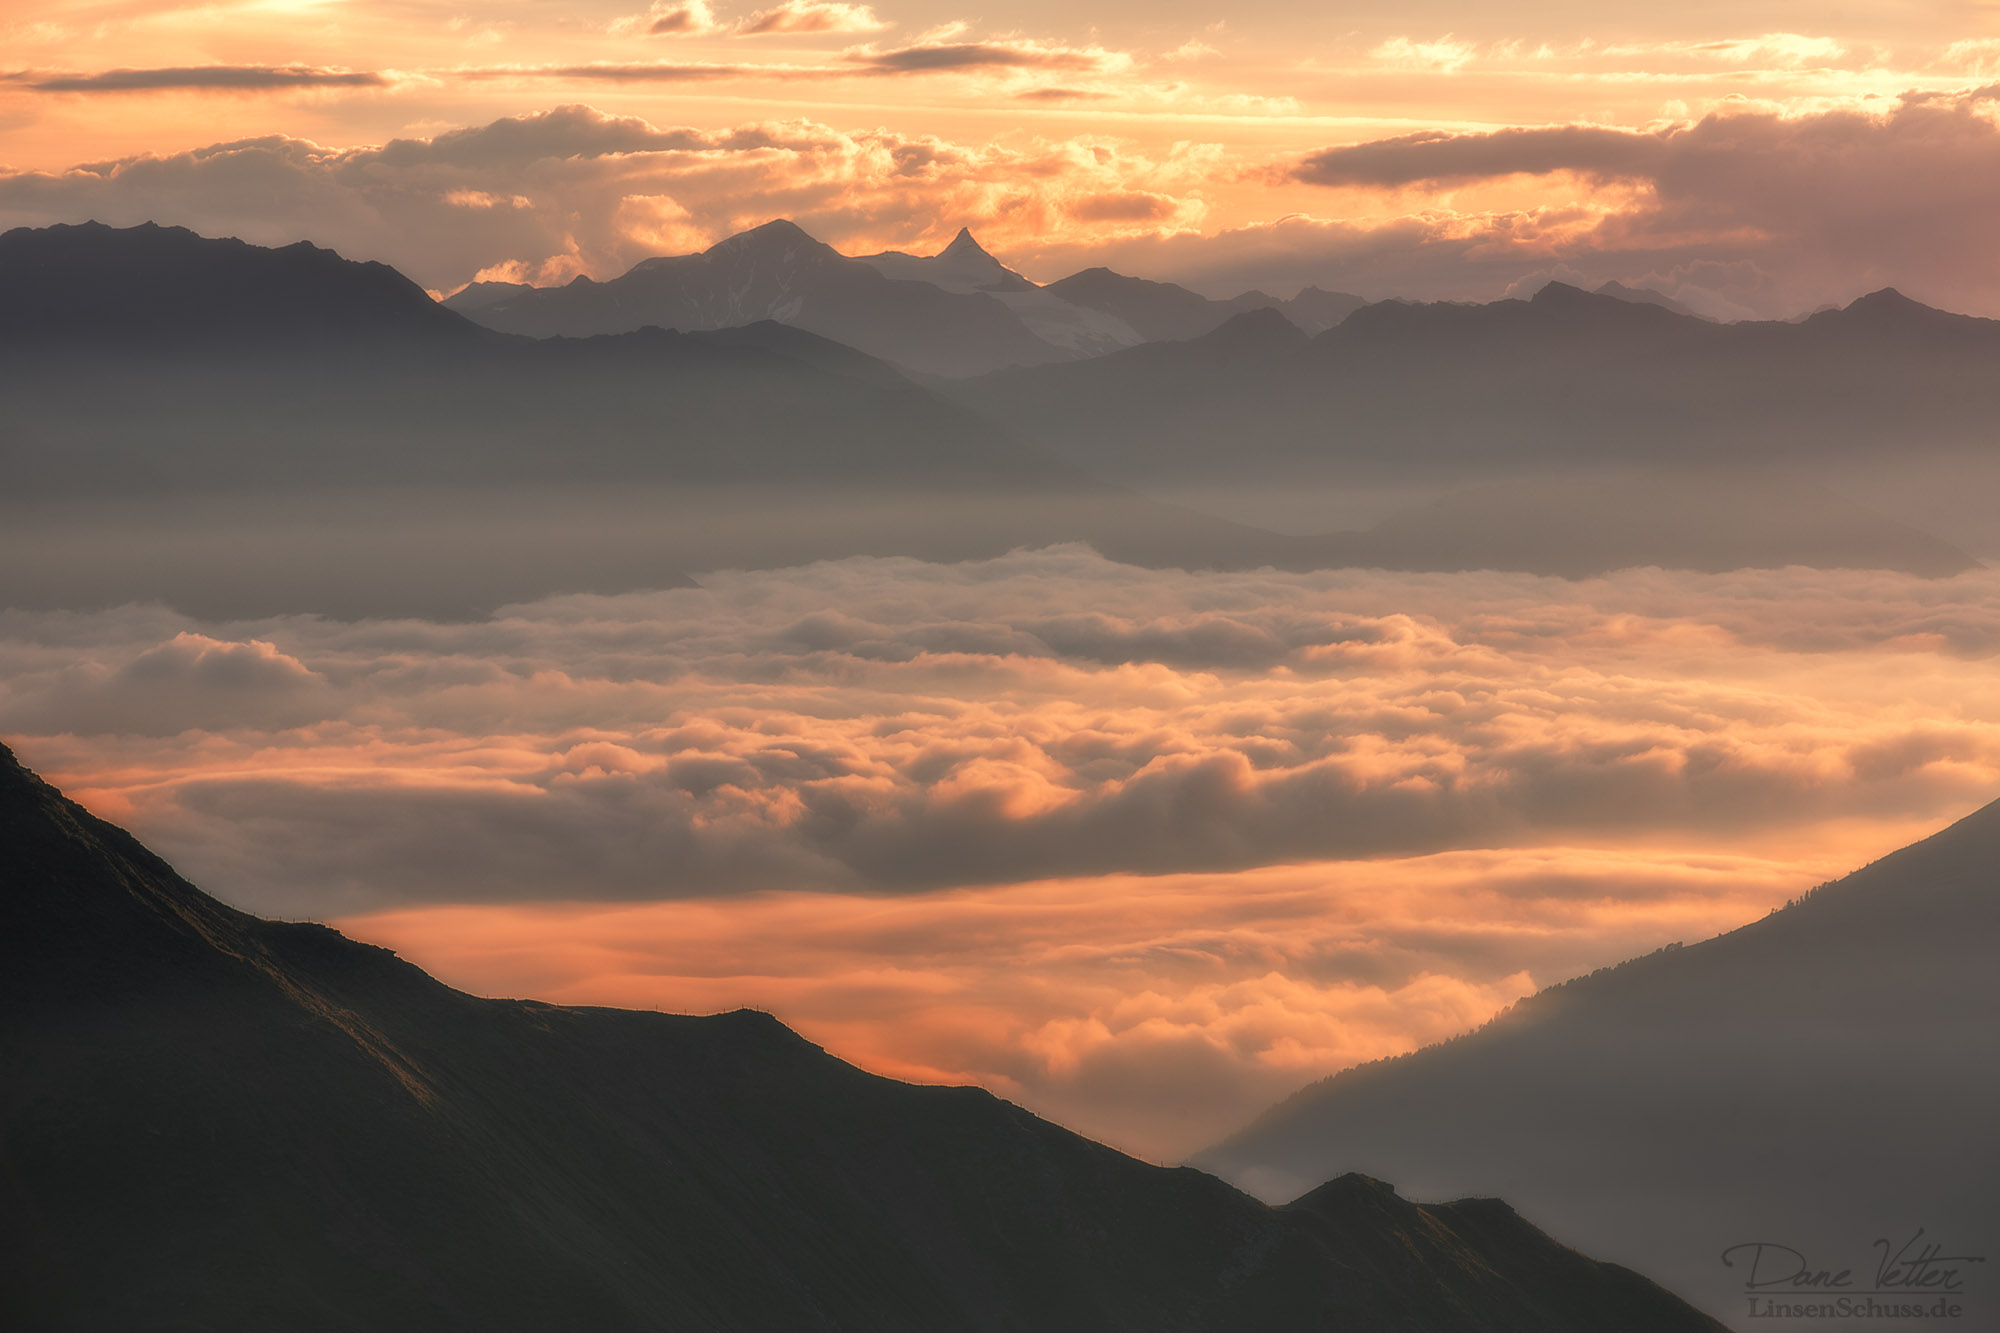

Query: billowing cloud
[
  {"left": 1297, "top": 125, "right": 1663, "bottom": 188},
  {"left": 636, "top": 1, "right": 721, "bottom": 36},
  {"left": 0, "top": 105, "right": 1208, "bottom": 292},
  {"left": 11, "top": 550, "right": 2000, "bottom": 918},
  {"left": 14, "top": 549, "right": 1996, "bottom": 1158},
  {"left": 335, "top": 846, "right": 1814, "bottom": 1159},
  {"left": 19, "top": 65, "right": 390, "bottom": 93},
  {"left": 1270, "top": 94, "right": 2000, "bottom": 314},
  {"left": 736, "top": 1, "right": 887, "bottom": 36}
]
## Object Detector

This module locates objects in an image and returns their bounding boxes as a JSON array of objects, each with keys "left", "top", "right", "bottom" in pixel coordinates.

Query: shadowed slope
[
  {"left": 1198, "top": 798, "right": 2000, "bottom": 1327},
  {"left": 0, "top": 743, "right": 1727, "bottom": 1333}
]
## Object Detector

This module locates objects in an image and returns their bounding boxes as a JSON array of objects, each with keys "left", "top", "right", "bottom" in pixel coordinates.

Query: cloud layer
[{"left": 13, "top": 549, "right": 1998, "bottom": 1155}]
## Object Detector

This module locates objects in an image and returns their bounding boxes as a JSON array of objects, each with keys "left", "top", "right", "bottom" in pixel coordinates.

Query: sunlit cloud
[
  {"left": 13, "top": 64, "right": 391, "bottom": 92},
  {"left": 0, "top": 105, "right": 1216, "bottom": 292},
  {"left": 335, "top": 845, "right": 1821, "bottom": 1158},
  {"left": 14, "top": 550, "right": 1996, "bottom": 1156},
  {"left": 737, "top": 1, "right": 887, "bottom": 36},
  {"left": 1369, "top": 36, "right": 1477, "bottom": 75},
  {"left": 845, "top": 37, "right": 1133, "bottom": 76}
]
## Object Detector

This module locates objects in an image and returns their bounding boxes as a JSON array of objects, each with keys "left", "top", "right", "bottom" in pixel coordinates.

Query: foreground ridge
[{"left": 0, "top": 742, "right": 1724, "bottom": 1332}]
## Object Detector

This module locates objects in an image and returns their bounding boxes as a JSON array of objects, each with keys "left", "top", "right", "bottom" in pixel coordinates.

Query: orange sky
[
  {"left": 6, "top": 1, "right": 2000, "bottom": 312},
  {"left": 12, "top": 555, "right": 2000, "bottom": 1157}
]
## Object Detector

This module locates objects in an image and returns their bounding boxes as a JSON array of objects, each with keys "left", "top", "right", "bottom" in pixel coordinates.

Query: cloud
[
  {"left": 460, "top": 62, "right": 752, "bottom": 83},
  {"left": 10, "top": 550, "right": 2000, "bottom": 919},
  {"left": 640, "top": 0, "right": 722, "bottom": 36},
  {"left": 736, "top": 1, "right": 887, "bottom": 36},
  {"left": 1368, "top": 36, "right": 1477, "bottom": 74},
  {"left": 329, "top": 844, "right": 1850, "bottom": 1159},
  {"left": 19, "top": 65, "right": 389, "bottom": 93},
  {"left": 1296, "top": 125, "right": 1664, "bottom": 188},
  {"left": 0, "top": 105, "right": 1205, "bottom": 292},
  {"left": 15, "top": 550, "right": 1996, "bottom": 1157},
  {"left": 848, "top": 39, "right": 1127, "bottom": 75}
]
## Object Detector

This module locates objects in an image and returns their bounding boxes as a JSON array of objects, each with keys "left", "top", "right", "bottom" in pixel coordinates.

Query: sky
[
  {"left": 5, "top": 0, "right": 2000, "bottom": 314},
  {"left": 13, "top": 553, "right": 2000, "bottom": 1158}
]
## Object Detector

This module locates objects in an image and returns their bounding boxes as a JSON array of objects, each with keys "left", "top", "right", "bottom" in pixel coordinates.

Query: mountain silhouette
[
  {"left": 0, "top": 220, "right": 482, "bottom": 349},
  {"left": 1594, "top": 279, "right": 1703, "bottom": 318},
  {"left": 949, "top": 279, "right": 2000, "bottom": 558},
  {"left": 2, "top": 223, "right": 1979, "bottom": 616},
  {"left": 1044, "top": 269, "right": 1366, "bottom": 341},
  {"left": 0, "top": 221, "right": 1416, "bottom": 618},
  {"left": 444, "top": 219, "right": 1065, "bottom": 377},
  {"left": 0, "top": 741, "right": 1730, "bottom": 1332},
  {"left": 1196, "top": 798, "right": 2000, "bottom": 1327},
  {"left": 445, "top": 221, "right": 1369, "bottom": 371}
]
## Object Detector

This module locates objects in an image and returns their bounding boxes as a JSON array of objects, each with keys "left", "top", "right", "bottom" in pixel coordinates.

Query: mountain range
[
  {"left": 443, "top": 220, "right": 1367, "bottom": 376},
  {"left": 1196, "top": 798, "right": 2000, "bottom": 1329},
  {"left": 0, "top": 741, "right": 1729, "bottom": 1332},
  {"left": 0, "top": 220, "right": 1990, "bottom": 622}
]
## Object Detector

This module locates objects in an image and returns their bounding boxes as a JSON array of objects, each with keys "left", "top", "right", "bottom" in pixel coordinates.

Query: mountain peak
[
  {"left": 704, "top": 218, "right": 833, "bottom": 258},
  {"left": 0, "top": 220, "right": 480, "bottom": 351},
  {"left": 939, "top": 227, "right": 991, "bottom": 261}
]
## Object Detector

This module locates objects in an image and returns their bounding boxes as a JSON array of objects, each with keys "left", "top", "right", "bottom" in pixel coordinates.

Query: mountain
[
  {"left": 1041, "top": 268, "right": 1367, "bottom": 342},
  {"left": 0, "top": 221, "right": 1406, "bottom": 619},
  {"left": 1594, "top": 279, "right": 1703, "bottom": 319},
  {"left": 445, "top": 222, "right": 1370, "bottom": 371},
  {"left": 858, "top": 225, "right": 1039, "bottom": 294},
  {"left": 947, "top": 280, "right": 2000, "bottom": 555},
  {"left": 0, "top": 220, "right": 484, "bottom": 349},
  {"left": 1196, "top": 798, "right": 2000, "bottom": 1329},
  {"left": 444, "top": 219, "right": 1066, "bottom": 377},
  {"left": 0, "top": 740, "right": 1731, "bottom": 1332}
]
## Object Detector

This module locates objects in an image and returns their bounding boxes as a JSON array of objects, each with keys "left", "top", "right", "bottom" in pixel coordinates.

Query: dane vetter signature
[{"left": 1722, "top": 1232, "right": 1987, "bottom": 1293}]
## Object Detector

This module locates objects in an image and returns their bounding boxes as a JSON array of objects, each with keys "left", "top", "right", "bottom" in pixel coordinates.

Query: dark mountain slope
[
  {"left": 1198, "top": 797, "right": 2000, "bottom": 1327},
  {"left": 0, "top": 742, "right": 1729, "bottom": 1333},
  {"left": 0, "top": 220, "right": 481, "bottom": 350}
]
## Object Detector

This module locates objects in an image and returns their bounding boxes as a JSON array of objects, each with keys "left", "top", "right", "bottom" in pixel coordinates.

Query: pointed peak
[{"left": 939, "top": 227, "right": 991, "bottom": 260}]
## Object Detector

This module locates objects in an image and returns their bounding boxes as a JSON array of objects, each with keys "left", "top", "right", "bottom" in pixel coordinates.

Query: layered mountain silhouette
[
  {"left": 0, "top": 221, "right": 1983, "bottom": 622},
  {"left": 0, "top": 741, "right": 1729, "bottom": 1332},
  {"left": 0, "top": 222, "right": 1368, "bottom": 618},
  {"left": 444, "top": 220, "right": 1369, "bottom": 374},
  {"left": 947, "top": 280, "right": 2000, "bottom": 554},
  {"left": 444, "top": 220, "right": 1066, "bottom": 378},
  {"left": 1197, "top": 801, "right": 2000, "bottom": 1328},
  {"left": 1043, "top": 268, "right": 1366, "bottom": 341}
]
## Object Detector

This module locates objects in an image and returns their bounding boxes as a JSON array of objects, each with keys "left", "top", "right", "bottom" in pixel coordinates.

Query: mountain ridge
[
  {"left": 0, "top": 740, "right": 1731, "bottom": 1332},
  {"left": 1197, "top": 794, "right": 2000, "bottom": 1329}
]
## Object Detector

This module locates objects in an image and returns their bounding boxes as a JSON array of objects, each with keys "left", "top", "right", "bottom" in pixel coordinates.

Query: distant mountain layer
[
  {"left": 948, "top": 280, "right": 2000, "bottom": 490},
  {"left": 0, "top": 222, "right": 1376, "bottom": 617},
  {"left": 0, "top": 742, "right": 1728, "bottom": 1333},
  {"left": 1196, "top": 798, "right": 2000, "bottom": 1328},
  {"left": 443, "top": 219, "right": 1067, "bottom": 378},
  {"left": 443, "top": 220, "right": 1369, "bottom": 374},
  {"left": 0, "top": 222, "right": 1979, "bottom": 617}
]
